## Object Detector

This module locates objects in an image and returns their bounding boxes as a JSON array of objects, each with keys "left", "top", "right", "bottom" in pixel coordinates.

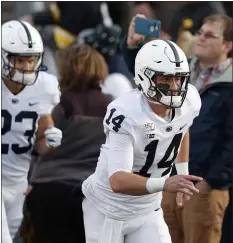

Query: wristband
[
  {"left": 146, "top": 177, "right": 167, "bottom": 194},
  {"left": 176, "top": 162, "right": 189, "bottom": 175}
]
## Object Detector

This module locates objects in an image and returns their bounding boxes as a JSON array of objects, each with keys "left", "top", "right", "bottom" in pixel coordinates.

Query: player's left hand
[
  {"left": 176, "top": 192, "right": 191, "bottom": 207},
  {"left": 44, "top": 125, "right": 62, "bottom": 148}
]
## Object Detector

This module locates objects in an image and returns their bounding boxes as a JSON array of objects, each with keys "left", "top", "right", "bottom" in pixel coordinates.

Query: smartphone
[{"left": 135, "top": 17, "right": 161, "bottom": 38}]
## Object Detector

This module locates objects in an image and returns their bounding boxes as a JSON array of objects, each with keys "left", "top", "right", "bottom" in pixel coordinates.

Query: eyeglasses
[{"left": 195, "top": 30, "right": 223, "bottom": 40}]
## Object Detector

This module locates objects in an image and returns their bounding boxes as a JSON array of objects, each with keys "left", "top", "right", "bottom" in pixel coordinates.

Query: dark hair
[
  {"left": 203, "top": 14, "right": 232, "bottom": 57},
  {"left": 56, "top": 44, "right": 108, "bottom": 93}
]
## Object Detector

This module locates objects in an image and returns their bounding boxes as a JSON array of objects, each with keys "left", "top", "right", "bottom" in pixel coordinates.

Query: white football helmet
[
  {"left": 134, "top": 39, "right": 190, "bottom": 108},
  {"left": 1, "top": 20, "right": 43, "bottom": 85}
]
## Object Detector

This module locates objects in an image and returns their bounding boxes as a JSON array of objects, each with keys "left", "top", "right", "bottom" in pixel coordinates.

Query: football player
[
  {"left": 82, "top": 39, "right": 202, "bottom": 243},
  {"left": 1, "top": 20, "right": 62, "bottom": 243}
]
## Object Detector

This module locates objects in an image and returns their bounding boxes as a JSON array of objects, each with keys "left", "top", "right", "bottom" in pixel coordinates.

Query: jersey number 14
[
  {"left": 105, "top": 108, "right": 183, "bottom": 178},
  {"left": 139, "top": 133, "right": 183, "bottom": 177}
]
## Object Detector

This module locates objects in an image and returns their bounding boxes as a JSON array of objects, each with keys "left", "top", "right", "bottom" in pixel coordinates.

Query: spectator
[
  {"left": 20, "top": 44, "right": 111, "bottom": 243},
  {"left": 121, "top": 13, "right": 233, "bottom": 243}
]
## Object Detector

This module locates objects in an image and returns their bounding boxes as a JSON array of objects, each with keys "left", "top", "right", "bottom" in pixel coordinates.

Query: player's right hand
[
  {"left": 164, "top": 175, "right": 203, "bottom": 196},
  {"left": 127, "top": 14, "right": 146, "bottom": 49}
]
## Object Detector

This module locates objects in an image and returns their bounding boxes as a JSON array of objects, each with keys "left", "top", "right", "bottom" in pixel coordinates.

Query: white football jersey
[
  {"left": 1, "top": 72, "right": 60, "bottom": 185},
  {"left": 82, "top": 84, "right": 201, "bottom": 220}
]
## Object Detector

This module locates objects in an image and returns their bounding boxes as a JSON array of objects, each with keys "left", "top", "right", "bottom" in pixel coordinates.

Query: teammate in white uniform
[
  {"left": 82, "top": 38, "right": 203, "bottom": 243},
  {"left": 1, "top": 20, "right": 62, "bottom": 243}
]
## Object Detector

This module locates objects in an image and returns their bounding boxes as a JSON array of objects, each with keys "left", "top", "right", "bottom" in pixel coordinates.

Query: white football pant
[
  {"left": 2, "top": 180, "right": 28, "bottom": 243},
  {"left": 82, "top": 197, "right": 172, "bottom": 243}
]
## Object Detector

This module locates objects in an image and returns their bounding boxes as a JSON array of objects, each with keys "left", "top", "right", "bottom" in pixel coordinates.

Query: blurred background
[
  {"left": 1, "top": 2, "right": 233, "bottom": 243},
  {"left": 2, "top": 1, "right": 232, "bottom": 80}
]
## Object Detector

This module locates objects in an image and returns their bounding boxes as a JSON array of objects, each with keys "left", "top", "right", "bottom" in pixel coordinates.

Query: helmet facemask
[
  {"left": 1, "top": 50, "right": 43, "bottom": 86},
  {"left": 142, "top": 68, "right": 190, "bottom": 108}
]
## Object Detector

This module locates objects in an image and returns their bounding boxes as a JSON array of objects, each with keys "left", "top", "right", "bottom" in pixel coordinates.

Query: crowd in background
[{"left": 1, "top": 1, "right": 232, "bottom": 243}]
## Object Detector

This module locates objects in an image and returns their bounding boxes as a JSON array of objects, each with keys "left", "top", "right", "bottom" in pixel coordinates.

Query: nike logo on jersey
[
  {"left": 179, "top": 124, "right": 187, "bottom": 130},
  {"left": 11, "top": 99, "right": 19, "bottom": 104},
  {"left": 29, "top": 102, "right": 39, "bottom": 106}
]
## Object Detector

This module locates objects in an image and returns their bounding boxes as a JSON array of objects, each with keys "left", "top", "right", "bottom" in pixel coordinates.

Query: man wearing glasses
[
  {"left": 122, "top": 14, "right": 233, "bottom": 243},
  {"left": 162, "top": 14, "right": 233, "bottom": 243}
]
